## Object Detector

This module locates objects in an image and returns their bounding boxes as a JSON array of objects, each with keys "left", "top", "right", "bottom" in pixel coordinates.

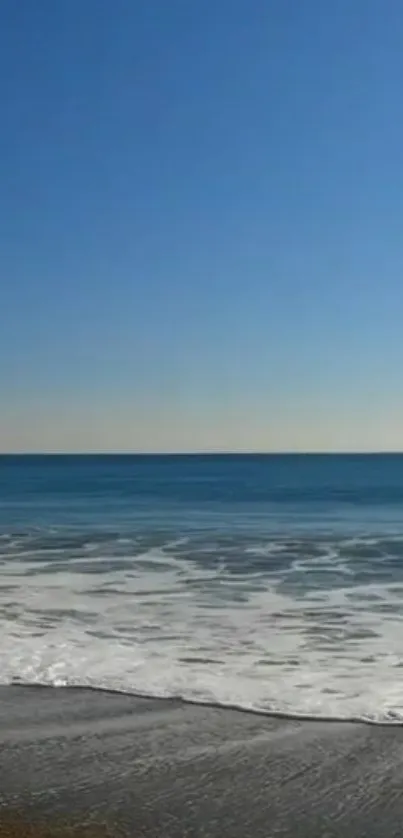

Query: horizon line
[{"left": 1, "top": 450, "right": 403, "bottom": 457}]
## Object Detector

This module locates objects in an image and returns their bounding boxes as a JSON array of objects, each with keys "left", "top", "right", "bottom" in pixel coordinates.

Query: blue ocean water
[{"left": 1, "top": 454, "right": 403, "bottom": 722}]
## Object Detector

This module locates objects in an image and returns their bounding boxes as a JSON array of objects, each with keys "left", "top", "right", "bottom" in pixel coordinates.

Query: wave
[{"left": 3, "top": 536, "right": 403, "bottom": 730}]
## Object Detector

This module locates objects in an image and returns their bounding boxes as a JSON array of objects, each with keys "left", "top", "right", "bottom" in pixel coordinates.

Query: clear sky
[{"left": 1, "top": 0, "right": 403, "bottom": 453}]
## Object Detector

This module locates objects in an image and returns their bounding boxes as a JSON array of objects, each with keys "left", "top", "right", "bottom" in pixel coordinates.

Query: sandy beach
[{"left": 0, "top": 686, "right": 403, "bottom": 836}]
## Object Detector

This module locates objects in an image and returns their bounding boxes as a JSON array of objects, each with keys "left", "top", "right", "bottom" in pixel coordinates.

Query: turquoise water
[{"left": 1, "top": 454, "right": 403, "bottom": 721}]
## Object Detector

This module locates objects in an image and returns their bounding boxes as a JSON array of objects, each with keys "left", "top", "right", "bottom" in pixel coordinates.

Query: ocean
[{"left": 1, "top": 453, "right": 403, "bottom": 724}]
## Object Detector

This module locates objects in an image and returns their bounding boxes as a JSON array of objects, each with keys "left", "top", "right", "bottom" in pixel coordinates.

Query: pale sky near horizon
[{"left": 2, "top": 0, "right": 403, "bottom": 453}]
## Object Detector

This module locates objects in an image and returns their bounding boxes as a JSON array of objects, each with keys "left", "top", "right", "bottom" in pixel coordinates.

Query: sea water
[{"left": 1, "top": 454, "right": 403, "bottom": 723}]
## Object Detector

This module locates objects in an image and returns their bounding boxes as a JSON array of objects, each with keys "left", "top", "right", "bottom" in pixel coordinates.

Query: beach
[{"left": 1, "top": 687, "right": 403, "bottom": 836}]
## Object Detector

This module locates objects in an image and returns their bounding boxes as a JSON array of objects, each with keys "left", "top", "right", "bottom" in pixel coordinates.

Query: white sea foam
[{"left": 2, "top": 537, "right": 403, "bottom": 723}]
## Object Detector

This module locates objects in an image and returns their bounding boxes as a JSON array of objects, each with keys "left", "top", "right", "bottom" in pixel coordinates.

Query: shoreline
[
  {"left": 1, "top": 686, "right": 403, "bottom": 836},
  {"left": 5, "top": 682, "right": 403, "bottom": 727}
]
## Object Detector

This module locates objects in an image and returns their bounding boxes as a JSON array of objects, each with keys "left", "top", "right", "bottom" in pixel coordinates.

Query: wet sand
[{"left": 1, "top": 686, "right": 403, "bottom": 836}]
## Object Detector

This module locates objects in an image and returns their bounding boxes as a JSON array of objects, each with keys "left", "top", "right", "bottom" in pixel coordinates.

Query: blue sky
[{"left": 1, "top": 0, "right": 403, "bottom": 452}]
